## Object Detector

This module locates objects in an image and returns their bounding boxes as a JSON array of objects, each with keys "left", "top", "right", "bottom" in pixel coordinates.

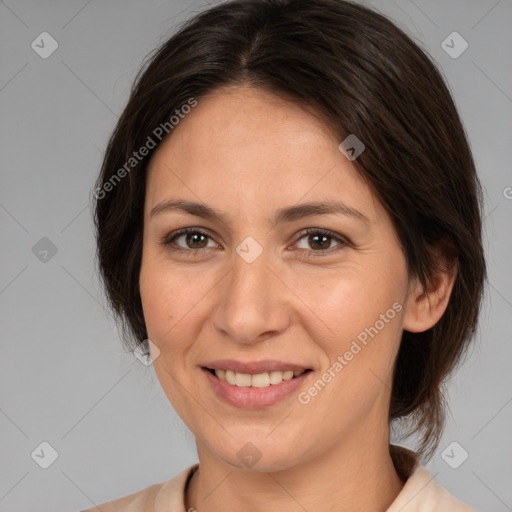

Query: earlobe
[{"left": 403, "top": 255, "right": 458, "bottom": 334}]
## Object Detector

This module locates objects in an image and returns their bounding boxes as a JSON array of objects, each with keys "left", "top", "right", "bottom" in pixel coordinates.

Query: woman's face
[{"left": 140, "top": 85, "right": 413, "bottom": 471}]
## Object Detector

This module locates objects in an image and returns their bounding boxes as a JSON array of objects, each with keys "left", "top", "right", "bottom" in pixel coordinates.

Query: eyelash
[{"left": 160, "top": 227, "right": 349, "bottom": 258}]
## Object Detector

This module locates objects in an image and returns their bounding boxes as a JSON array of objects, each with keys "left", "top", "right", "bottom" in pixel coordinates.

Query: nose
[{"left": 210, "top": 245, "right": 291, "bottom": 345}]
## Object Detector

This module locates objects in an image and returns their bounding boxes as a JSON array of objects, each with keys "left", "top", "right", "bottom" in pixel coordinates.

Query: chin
[{"left": 208, "top": 436, "right": 305, "bottom": 473}]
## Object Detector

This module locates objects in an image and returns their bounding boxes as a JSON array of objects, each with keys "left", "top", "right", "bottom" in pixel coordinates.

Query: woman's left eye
[
  {"left": 160, "top": 227, "right": 348, "bottom": 257},
  {"left": 294, "top": 228, "right": 348, "bottom": 256}
]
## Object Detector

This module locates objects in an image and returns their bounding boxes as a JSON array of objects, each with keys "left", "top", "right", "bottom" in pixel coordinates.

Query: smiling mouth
[{"left": 203, "top": 367, "right": 313, "bottom": 388}]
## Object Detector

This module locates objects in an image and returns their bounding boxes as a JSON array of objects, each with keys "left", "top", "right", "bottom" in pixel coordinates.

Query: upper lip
[{"left": 202, "top": 359, "right": 312, "bottom": 374}]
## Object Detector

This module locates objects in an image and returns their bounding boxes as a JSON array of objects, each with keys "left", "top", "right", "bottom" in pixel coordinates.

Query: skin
[{"left": 139, "top": 85, "right": 456, "bottom": 512}]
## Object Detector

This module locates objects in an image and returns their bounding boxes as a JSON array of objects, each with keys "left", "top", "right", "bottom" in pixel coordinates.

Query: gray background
[{"left": 0, "top": 0, "right": 511, "bottom": 510}]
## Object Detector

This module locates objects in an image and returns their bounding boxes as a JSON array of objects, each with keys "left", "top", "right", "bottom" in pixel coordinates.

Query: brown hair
[{"left": 93, "top": 0, "right": 486, "bottom": 460}]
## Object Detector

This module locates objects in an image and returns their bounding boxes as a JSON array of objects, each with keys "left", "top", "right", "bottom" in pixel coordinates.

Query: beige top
[{"left": 82, "top": 445, "right": 475, "bottom": 511}]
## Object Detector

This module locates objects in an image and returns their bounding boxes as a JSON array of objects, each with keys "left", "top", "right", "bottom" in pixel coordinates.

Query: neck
[{"left": 185, "top": 421, "right": 405, "bottom": 512}]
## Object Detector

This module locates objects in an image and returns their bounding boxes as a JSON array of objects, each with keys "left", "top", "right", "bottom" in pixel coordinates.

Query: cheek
[
  {"left": 139, "top": 257, "right": 183, "bottom": 358},
  {"left": 140, "top": 262, "right": 199, "bottom": 422},
  {"left": 140, "top": 254, "right": 190, "bottom": 332},
  {"left": 290, "top": 257, "right": 407, "bottom": 390},
  {"left": 139, "top": 256, "right": 215, "bottom": 370},
  {"left": 139, "top": 272, "right": 174, "bottom": 339},
  {"left": 290, "top": 257, "right": 406, "bottom": 335}
]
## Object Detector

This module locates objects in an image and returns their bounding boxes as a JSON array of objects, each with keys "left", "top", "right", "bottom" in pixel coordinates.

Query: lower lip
[{"left": 202, "top": 367, "right": 312, "bottom": 409}]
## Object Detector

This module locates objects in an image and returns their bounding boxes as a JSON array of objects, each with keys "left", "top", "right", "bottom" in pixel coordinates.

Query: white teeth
[
  {"left": 213, "top": 368, "right": 306, "bottom": 387},
  {"left": 269, "top": 370, "right": 284, "bottom": 384},
  {"left": 225, "top": 369, "right": 236, "bottom": 385},
  {"left": 235, "top": 372, "right": 251, "bottom": 387},
  {"left": 251, "top": 372, "right": 270, "bottom": 388}
]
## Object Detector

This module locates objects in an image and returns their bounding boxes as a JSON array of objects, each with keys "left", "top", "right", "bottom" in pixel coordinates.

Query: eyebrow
[{"left": 150, "top": 199, "right": 370, "bottom": 225}]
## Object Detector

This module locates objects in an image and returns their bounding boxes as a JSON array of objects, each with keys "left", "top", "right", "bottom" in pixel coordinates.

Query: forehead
[
  {"left": 144, "top": 85, "right": 377, "bottom": 222},
  {"left": 151, "top": 86, "right": 339, "bottom": 165}
]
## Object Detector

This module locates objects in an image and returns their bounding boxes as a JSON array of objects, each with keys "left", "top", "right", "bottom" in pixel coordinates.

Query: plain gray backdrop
[{"left": 0, "top": 0, "right": 511, "bottom": 510}]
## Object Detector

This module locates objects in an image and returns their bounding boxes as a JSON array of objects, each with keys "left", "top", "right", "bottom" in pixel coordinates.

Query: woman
[{"left": 88, "top": 0, "right": 486, "bottom": 510}]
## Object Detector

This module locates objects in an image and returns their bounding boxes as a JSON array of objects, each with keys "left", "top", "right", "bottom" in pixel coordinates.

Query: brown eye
[
  {"left": 162, "top": 228, "right": 217, "bottom": 252},
  {"left": 182, "top": 232, "right": 209, "bottom": 249},
  {"left": 295, "top": 228, "right": 349, "bottom": 257},
  {"left": 308, "top": 233, "right": 331, "bottom": 250}
]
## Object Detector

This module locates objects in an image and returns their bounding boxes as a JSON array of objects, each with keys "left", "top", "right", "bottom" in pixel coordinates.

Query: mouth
[
  {"left": 202, "top": 366, "right": 313, "bottom": 388},
  {"left": 201, "top": 365, "right": 314, "bottom": 409}
]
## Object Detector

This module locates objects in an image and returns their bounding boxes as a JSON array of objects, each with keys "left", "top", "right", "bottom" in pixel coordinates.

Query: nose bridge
[{"left": 211, "top": 242, "right": 289, "bottom": 343}]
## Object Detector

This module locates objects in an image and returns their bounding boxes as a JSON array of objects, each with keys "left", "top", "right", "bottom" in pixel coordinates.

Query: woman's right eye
[{"left": 161, "top": 228, "right": 218, "bottom": 252}]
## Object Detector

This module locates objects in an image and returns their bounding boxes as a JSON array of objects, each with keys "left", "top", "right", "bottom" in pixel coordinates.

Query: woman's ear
[{"left": 403, "top": 245, "right": 458, "bottom": 333}]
